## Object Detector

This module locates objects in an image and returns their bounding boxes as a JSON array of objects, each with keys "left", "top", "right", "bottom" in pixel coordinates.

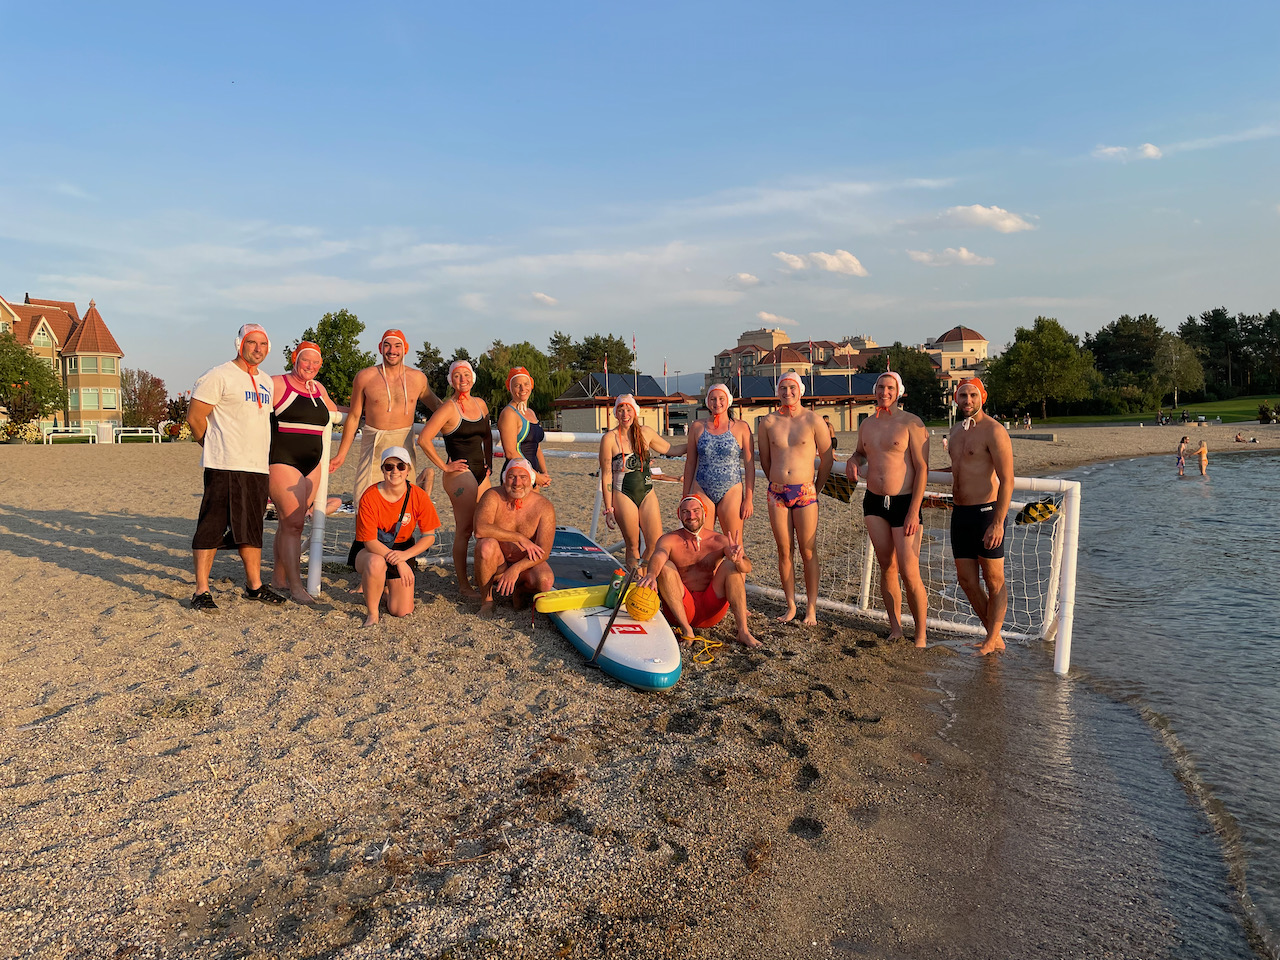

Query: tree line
[
  {"left": 987, "top": 308, "right": 1280, "bottom": 420},
  {"left": 283, "top": 308, "right": 636, "bottom": 418}
]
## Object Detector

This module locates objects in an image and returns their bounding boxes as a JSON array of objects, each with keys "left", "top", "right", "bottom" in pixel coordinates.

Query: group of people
[
  {"left": 1178, "top": 436, "right": 1209, "bottom": 476},
  {"left": 186, "top": 325, "right": 558, "bottom": 627},
  {"left": 187, "top": 325, "right": 1016, "bottom": 655}
]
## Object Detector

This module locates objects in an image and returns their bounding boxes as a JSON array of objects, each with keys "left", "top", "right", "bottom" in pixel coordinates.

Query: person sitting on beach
[
  {"left": 1193, "top": 440, "right": 1208, "bottom": 476},
  {"left": 1235, "top": 432, "right": 1246, "bottom": 443},
  {"left": 943, "top": 378, "right": 1013, "bottom": 656},
  {"left": 329, "top": 329, "right": 440, "bottom": 510},
  {"left": 1177, "top": 436, "right": 1189, "bottom": 476},
  {"left": 639, "top": 495, "right": 759, "bottom": 649},
  {"left": 353, "top": 447, "right": 440, "bottom": 627},
  {"left": 268, "top": 341, "right": 340, "bottom": 604},
  {"left": 472, "top": 458, "right": 556, "bottom": 617},
  {"left": 846, "top": 371, "right": 929, "bottom": 646},
  {"left": 186, "top": 324, "right": 286, "bottom": 610},
  {"left": 497, "top": 367, "right": 551, "bottom": 488},
  {"left": 682, "top": 383, "right": 754, "bottom": 542},
  {"left": 417, "top": 360, "right": 493, "bottom": 598},
  {"left": 599, "top": 394, "right": 686, "bottom": 571},
  {"left": 758, "top": 372, "right": 833, "bottom": 625}
]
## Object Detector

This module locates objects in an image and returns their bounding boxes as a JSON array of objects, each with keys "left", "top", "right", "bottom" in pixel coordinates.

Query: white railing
[
  {"left": 43, "top": 426, "right": 96, "bottom": 444},
  {"left": 114, "top": 427, "right": 161, "bottom": 443}
]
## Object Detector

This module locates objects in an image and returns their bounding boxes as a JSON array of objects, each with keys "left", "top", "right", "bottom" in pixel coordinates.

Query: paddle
[{"left": 587, "top": 566, "right": 639, "bottom": 667}]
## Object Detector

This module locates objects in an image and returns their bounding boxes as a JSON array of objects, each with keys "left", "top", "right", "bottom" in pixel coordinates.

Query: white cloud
[
  {"left": 220, "top": 274, "right": 426, "bottom": 305},
  {"left": 532, "top": 291, "right": 558, "bottom": 305},
  {"left": 907, "top": 247, "right": 995, "bottom": 267},
  {"left": 757, "top": 310, "right": 796, "bottom": 326},
  {"left": 664, "top": 177, "right": 954, "bottom": 224},
  {"left": 1166, "top": 124, "right": 1278, "bottom": 154},
  {"left": 773, "top": 251, "right": 808, "bottom": 270},
  {"left": 729, "top": 272, "right": 760, "bottom": 287},
  {"left": 368, "top": 242, "right": 492, "bottom": 269},
  {"left": 1092, "top": 142, "right": 1163, "bottom": 162},
  {"left": 671, "top": 289, "right": 745, "bottom": 306},
  {"left": 459, "top": 292, "right": 489, "bottom": 312},
  {"left": 808, "top": 249, "right": 868, "bottom": 276},
  {"left": 52, "top": 182, "right": 92, "bottom": 200},
  {"left": 938, "top": 204, "right": 1035, "bottom": 233}
]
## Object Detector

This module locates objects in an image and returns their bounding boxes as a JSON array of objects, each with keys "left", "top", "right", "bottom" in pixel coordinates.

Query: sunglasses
[{"left": 381, "top": 462, "right": 409, "bottom": 472}]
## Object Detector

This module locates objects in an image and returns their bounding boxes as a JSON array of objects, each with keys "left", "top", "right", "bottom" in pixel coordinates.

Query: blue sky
[{"left": 2, "top": 1, "right": 1277, "bottom": 393}]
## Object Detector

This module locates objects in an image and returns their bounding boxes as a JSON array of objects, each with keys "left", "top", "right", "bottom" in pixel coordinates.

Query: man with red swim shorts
[{"left": 639, "top": 496, "right": 759, "bottom": 649}]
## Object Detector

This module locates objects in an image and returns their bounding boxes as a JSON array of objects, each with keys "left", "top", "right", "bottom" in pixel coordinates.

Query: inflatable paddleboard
[{"left": 545, "top": 527, "right": 682, "bottom": 691}]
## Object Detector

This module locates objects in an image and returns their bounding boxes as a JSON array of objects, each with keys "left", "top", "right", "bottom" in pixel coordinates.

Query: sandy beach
[{"left": 1, "top": 421, "right": 1274, "bottom": 959}]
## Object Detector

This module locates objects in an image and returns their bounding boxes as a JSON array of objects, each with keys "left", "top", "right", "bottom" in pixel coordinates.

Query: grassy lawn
[{"left": 1035, "top": 395, "right": 1280, "bottom": 426}]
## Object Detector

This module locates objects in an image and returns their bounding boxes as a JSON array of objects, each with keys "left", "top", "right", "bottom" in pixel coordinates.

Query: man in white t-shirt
[{"left": 186, "top": 324, "right": 286, "bottom": 610}]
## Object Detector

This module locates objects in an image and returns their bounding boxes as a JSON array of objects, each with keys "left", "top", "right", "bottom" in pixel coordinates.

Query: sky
[{"left": 2, "top": 0, "right": 1277, "bottom": 394}]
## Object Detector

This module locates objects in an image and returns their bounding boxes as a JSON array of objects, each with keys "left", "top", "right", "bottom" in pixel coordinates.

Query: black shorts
[
  {"left": 863, "top": 491, "right": 920, "bottom": 528},
  {"left": 951, "top": 502, "right": 1006, "bottom": 560},
  {"left": 192, "top": 469, "right": 270, "bottom": 550},
  {"left": 347, "top": 538, "right": 418, "bottom": 579}
]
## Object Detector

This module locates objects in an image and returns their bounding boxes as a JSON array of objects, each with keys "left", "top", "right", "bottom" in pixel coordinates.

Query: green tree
[
  {"left": 1240, "top": 309, "right": 1280, "bottom": 394},
  {"left": 862, "top": 344, "right": 946, "bottom": 419},
  {"left": 574, "top": 334, "right": 635, "bottom": 377},
  {"left": 283, "top": 308, "right": 374, "bottom": 405},
  {"left": 0, "top": 331, "right": 65, "bottom": 423},
  {"left": 986, "top": 317, "right": 1095, "bottom": 420},
  {"left": 1085, "top": 314, "right": 1163, "bottom": 379},
  {"left": 547, "top": 331, "right": 576, "bottom": 373},
  {"left": 415, "top": 340, "right": 447, "bottom": 397},
  {"left": 1179, "top": 307, "right": 1243, "bottom": 399},
  {"left": 120, "top": 368, "right": 169, "bottom": 428},
  {"left": 1153, "top": 334, "right": 1205, "bottom": 407},
  {"left": 473, "top": 339, "right": 575, "bottom": 418}
]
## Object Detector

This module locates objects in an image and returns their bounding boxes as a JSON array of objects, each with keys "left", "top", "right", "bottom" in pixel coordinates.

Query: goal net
[{"left": 737, "top": 469, "right": 1080, "bottom": 674}]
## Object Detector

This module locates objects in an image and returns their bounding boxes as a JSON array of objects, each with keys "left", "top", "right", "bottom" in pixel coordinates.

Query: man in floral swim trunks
[{"left": 757, "top": 372, "right": 833, "bottom": 625}]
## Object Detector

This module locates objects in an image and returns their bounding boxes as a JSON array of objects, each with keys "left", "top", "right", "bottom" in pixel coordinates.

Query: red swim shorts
[{"left": 664, "top": 581, "right": 729, "bottom": 630}]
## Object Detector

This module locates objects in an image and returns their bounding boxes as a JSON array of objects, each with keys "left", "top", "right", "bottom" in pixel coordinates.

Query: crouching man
[
  {"left": 473, "top": 458, "right": 555, "bottom": 616},
  {"left": 639, "top": 495, "right": 760, "bottom": 649}
]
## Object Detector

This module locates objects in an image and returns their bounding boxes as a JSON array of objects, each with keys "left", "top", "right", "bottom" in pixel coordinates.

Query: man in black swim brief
[
  {"left": 945, "top": 378, "right": 1014, "bottom": 656},
  {"left": 862, "top": 491, "right": 922, "bottom": 529},
  {"left": 950, "top": 502, "right": 1006, "bottom": 560}
]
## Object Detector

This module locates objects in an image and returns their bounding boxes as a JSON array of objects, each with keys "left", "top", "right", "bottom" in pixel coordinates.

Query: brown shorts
[{"left": 192, "top": 469, "right": 270, "bottom": 550}]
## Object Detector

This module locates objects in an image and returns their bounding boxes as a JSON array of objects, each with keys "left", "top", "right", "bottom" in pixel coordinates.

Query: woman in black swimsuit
[
  {"left": 268, "top": 341, "right": 338, "bottom": 603},
  {"left": 417, "top": 360, "right": 492, "bottom": 598}
]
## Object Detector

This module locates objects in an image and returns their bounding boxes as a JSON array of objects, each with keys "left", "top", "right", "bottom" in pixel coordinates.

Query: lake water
[
  {"left": 1068, "top": 448, "right": 1280, "bottom": 957},
  {"left": 923, "top": 447, "right": 1278, "bottom": 958}
]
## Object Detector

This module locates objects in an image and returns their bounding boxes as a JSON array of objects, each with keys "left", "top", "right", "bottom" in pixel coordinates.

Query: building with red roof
[
  {"left": 923, "top": 325, "right": 990, "bottom": 400},
  {"left": 0, "top": 294, "right": 125, "bottom": 429}
]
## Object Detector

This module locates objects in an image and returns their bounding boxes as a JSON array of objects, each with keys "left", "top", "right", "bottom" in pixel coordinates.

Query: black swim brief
[
  {"left": 950, "top": 502, "right": 1006, "bottom": 560},
  {"left": 862, "top": 491, "right": 921, "bottom": 528}
]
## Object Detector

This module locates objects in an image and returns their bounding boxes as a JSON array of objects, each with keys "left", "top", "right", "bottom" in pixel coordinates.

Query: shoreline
[{"left": 0, "top": 427, "right": 1270, "bottom": 958}]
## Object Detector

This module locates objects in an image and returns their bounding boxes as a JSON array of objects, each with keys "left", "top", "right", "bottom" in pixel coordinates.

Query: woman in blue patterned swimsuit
[
  {"left": 497, "top": 366, "right": 551, "bottom": 488},
  {"left": 682, "top": 383, "right": 755, "bottom": 541}
]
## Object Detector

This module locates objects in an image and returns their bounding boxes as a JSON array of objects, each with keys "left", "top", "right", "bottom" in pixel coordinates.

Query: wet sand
[{"left": 0, "top": 424, "right": 1273, "bottom": 958}]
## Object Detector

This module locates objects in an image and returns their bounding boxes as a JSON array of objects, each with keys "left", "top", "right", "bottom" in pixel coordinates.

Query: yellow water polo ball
[{"left": 625, "top": 585, "right": 661, "bottom": 622}]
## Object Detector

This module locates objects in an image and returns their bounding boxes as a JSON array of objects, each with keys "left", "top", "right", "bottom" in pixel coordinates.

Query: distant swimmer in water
[
  {"left": 943, "top": 378, "right": 1013, "bottom": 656},
  {"left": 1193, "top": 440, "right": 1208, "bottom": 476},
  {"left": 1177, "top": 436, "right": 1189, "bottom": 476},
  {"left": 682, "top": 383, "right": 755, "bottom": 542}
]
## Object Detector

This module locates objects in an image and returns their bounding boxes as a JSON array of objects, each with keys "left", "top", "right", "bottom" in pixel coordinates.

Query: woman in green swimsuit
[{"left": 598, "top": 394, "right": 686, "bottom": 570}]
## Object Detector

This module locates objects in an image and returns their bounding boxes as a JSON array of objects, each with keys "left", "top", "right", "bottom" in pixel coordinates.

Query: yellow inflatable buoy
[{"left": 624, "top": 585, "right": 661, "bottom": 622}]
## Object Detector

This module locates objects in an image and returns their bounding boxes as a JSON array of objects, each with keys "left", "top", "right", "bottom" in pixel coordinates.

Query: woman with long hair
[
  {"left": 268, "top": 341, "right": 339, "bottom": 603},
  {"left": 354, "top": 446, "right": 440, "bottom": 626},
  {"left": 598, "top": 394, "right": 685, "bottom": 570},
  {"left": 497, "top": 366, "right": 550, "bottom": 488},
  {"left": 417, "top": 360, "right": 492, "bottom": 597},
  {"left": 682, "top": 383, "right": 754, "bottom": 541}
]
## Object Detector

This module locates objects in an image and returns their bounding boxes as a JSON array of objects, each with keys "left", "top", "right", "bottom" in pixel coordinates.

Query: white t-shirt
[{"left": 192, "top": 360, "right": 274, "bottom": 473}]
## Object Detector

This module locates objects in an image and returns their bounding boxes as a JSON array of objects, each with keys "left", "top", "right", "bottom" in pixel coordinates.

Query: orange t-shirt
[{"left": 356, "top": 483, "right": 441, "bottom": 544}]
